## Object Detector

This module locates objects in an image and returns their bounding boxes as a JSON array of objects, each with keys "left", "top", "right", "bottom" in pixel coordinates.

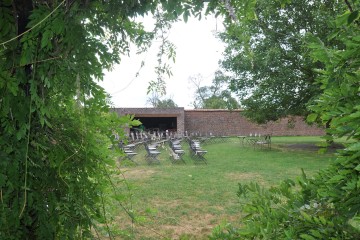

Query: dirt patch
[
  {"left": 162, "top": 213, "right": 216, "bottom": 238},
  {"left": 133, "top": 213, "right": 224, "bottom": 239},
  {"left": 225, "top": 172, "right": 267, "bottom": 185},
  {"left": 123, "top": 199, "right": 237, "bottom": 239},
  {"left": 225, "top": 172, "right": 262, "bottom": 181},
  {"left": 121, "top": 168, "right": 157, "bottom": 180}
]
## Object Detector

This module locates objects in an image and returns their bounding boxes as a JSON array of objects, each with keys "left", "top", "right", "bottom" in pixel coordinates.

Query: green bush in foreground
[{"left": 211, "top": 171, "right": 359, "bottom": 239}]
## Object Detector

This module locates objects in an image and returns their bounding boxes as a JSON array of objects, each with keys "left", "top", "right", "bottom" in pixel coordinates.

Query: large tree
[
  {"left": 147, "top": 94, "right": 179, "bottom": 108},
  {"left": 219, "top": 0, "right": 344, "bottom": 123},
  {"left": 211, "top": 1, "right": 360, "bottom": 239},
  {"left": 0, "top": 0, "right": 233, "bottom": 238}
]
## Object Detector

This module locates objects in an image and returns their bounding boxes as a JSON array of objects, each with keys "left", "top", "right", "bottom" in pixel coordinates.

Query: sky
[{"left": 99, "top": 15, "right": 225, "bottom": 109}]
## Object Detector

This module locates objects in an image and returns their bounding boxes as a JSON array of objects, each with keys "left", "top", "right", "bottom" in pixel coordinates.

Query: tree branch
[{"left": 344, "top": 0, "right": 353, "bottom": 12}]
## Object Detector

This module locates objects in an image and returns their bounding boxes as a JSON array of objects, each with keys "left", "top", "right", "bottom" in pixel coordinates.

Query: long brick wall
[
  {"left": 184, "top": 109, "right": 325, "bottom": 136},
  {"left": 114, "top": 108, "right": 325, "bottom": 136}
]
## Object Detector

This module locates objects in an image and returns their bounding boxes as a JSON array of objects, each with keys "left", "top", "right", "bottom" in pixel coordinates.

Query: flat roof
[{"left": 184, "top": 109, "right": 243, "bottom": 112}]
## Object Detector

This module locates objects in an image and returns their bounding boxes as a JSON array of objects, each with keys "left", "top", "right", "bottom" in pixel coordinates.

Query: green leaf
[
  {"left": 349, "top": 111, "right": 360, "bottom": 119},
  {"left": 355, "top": 164, "right": 360, "bottom": 172},
  {"left": 16, "top": 124, "right": 27, "bottom": 140},
  {"left": 41, "top": 29, "right": 53, "bottom": 49},
  {"left": 328, "top": 174, "right": 345, "bottom": 183},
  {"left": 346, "top": 142, "right": 360, "bottom": 151},
  {"left": 300, "top": 234, "right": 316, "bottom": 240},
  {"left": 306, "top": 113, "right": 318, "bottom": 123},
  {"left": 183, "top": 10, "right": 189, "bottom": 22},
  {"left": 319, "top": 216, "right": 327, "bottom": 225},
  {"left": 300, "top": 211, "right": 313, "bottom": 222},
  {"left": 336, "top": 11, "right": 351, "bottom": 27},
  {"left": 310, "top": 229, "right": 322, "bottom": 238},
  {"left": 347, "top": 10, "right": 359, "bottom": 25}
]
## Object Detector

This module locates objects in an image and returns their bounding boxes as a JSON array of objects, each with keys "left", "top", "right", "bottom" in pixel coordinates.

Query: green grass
[
  {"left": 111, "top": 136, "right": 339, "bottom": 239},
  {"left": 271, "top": 135, "right": 354, "bottom": 145}
]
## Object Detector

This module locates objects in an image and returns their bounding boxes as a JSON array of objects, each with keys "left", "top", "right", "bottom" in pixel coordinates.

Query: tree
[
  {"left": 147, "top": 94, "right": 178, "bottom": 108},
  {"left": 156, "top": 98, "right": 178, "bottom": 108},
  {"left": 0, "top": 0, "right": 231, "bottom": 238},
  {"left": 190, "top": 71, "right": 240, "bottom": 109},
  {"left": 0, "top": 1, "right": 152, "bottom": 238},
  {"left": 219, "top": 0, "right": 344, "bottom": 123},
  {"left": 211, "top": 1, "right": 360, "bottom": 239}
]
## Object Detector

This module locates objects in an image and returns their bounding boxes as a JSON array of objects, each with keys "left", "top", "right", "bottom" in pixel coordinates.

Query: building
[{"left": 114, "top": 108, "right": 325, "bottom": 136}]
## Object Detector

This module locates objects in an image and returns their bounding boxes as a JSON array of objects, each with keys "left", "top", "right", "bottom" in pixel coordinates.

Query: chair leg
[{"left": 146, "top": 154, "right": 160, "bottom": 164}]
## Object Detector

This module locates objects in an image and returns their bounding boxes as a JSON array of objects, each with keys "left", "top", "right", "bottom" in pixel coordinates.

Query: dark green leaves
[
  {"left": 348, "top": 10, "right": 359, "bottom": 24},
  {"left": 335, "top": 10, "right": 360, "bottom": 26},
  {"left": 211, "top": 2, "right": 360, "bottom": 239},
  {"left": 1, "top": 1, "right": 217, "bottom": 238},
  {"left": 219, "top": 0, "right": 340, "bottom": 123}
]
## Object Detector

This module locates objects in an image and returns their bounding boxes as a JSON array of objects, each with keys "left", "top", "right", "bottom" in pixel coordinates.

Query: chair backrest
[{"left": 143, "top": 142, "right": 150, "bottom": 153}]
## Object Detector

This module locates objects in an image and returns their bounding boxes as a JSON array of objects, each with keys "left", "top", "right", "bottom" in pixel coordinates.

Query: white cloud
[{"left": 99, "top": 15, "right": 225, "bottom": 109}]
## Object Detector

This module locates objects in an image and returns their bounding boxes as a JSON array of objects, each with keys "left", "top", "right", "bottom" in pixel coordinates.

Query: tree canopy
[
  {"left": 219, "top": 0, "right": 344, "bottom": 123},
  {"left": 147, "top": 95, "right": 179, "bottom": 108},
  {"left": 211, "top": 1, "right": 360, "bottom": 238},
  {"left": 190, "top": 71, "right": 239, "bottom": 109}
]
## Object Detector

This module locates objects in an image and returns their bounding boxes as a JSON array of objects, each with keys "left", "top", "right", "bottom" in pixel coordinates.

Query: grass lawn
[{"left": 110, "top": 136, "right": 340, "bottom": 239}]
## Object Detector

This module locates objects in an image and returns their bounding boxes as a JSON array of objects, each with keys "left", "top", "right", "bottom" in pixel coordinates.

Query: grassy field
[{"left": 110, "top": 136, "right": 341, "bottom": 239}]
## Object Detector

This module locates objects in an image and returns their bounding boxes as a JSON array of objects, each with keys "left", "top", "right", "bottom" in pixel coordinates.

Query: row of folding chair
[
  {"left": 118, "top": 141, "right": 138, "bottom": 165},
  {"left": 187, "top": 138, "right": 208, "bottom": 164},
  {"left": 168, "top": 139, "right": 185, "bottom": 164},
  {"left": 117, "top": 134, "right": 213, "bottom": 165}
]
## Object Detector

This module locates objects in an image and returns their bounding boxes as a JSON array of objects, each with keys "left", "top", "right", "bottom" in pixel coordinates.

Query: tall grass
[{"left": 112, "top": 137, "right": 337, "bottom": 239}]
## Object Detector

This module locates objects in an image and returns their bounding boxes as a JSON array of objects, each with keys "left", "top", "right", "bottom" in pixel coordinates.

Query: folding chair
[
  {"left": 189, "top": 140, "right": 207, "bottom": 164},
  {"left": 255, "top": 134, "right": 272, "bottom": 149},
  {"left": 169, "top": 139, "right": 185, "bottom": 164},
  {"left": 144, "top": 142, "right": 161, "bottom": 164},
  {"left": 118, "top": 141, "right": 138, "bottom": 165}
]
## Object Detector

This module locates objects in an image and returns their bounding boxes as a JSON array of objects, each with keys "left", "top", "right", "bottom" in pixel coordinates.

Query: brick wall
[
  {"left": 184, "top": 109, "right": 325, "bottom": 136},
  {"left": 114, "top": 108, "right": 325, "bottom": 136}
]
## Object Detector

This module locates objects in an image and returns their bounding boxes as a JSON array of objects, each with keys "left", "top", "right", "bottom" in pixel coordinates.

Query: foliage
[
  {"left": 219, "top": 0, "right": 344, "bottom": 123},
  {"left": 146, "top": 94, "right": 178, "bottom": 108},
  {"left": 155, "top": 98, "right": 178, "bottom": 108},
  {"left": 211, "top": 1, "right": 360, "bottom": 239},
  {"left": 211, "top": 174, "right": 359, "bottom": 239},
  {"left": 190, "top": 71, "right": 239, "bottom": 109},
  {"left": 305, "top": 0, "right": 360, "bottom": 221},
  {"left": 0, "top": 0, "right": 231, "bottom": 238}
]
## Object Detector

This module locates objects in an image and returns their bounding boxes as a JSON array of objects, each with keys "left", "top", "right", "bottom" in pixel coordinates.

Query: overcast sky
[{"left": 99, "top": 15, "right": 225, "bottom": 109}]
